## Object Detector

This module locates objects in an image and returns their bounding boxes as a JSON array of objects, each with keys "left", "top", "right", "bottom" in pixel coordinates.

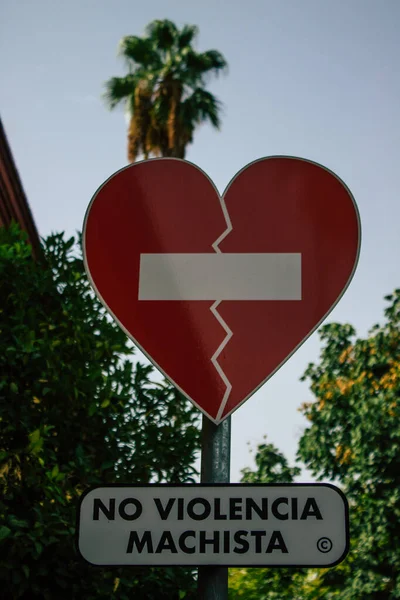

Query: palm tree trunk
[
  {"left": 167, "top": 82, "right": 183, "bottom": 157},
  {"left": 127, "top": 116, "right": 140, "bottom": 163}
]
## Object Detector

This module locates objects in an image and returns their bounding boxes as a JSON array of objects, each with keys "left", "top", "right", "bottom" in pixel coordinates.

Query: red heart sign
[{"left": 83, "top": 157, "right": 360, "bottom": 423}]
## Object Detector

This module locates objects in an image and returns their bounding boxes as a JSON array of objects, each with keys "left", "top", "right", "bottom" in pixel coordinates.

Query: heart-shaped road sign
[{"left": 83, "top": 156, "right": 360, "bottom": 423}]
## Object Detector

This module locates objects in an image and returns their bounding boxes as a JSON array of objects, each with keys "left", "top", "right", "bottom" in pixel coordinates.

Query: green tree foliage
[
  {"left": 298, "top": 290, "right": 400, "bottom": 599},
  {"left": 229, "top": 290, "right": 400, "bottom": 599},
  {"left": 104, "top": 19, "right": 227, "bottom": 162},
  {"left": 0, "top": 225, "right": 200, "bottom": 599},
  {"left": 240, "top": 440, "right": 301, "bottom": 485},
  {"left": 229, "top": 441, "right": 306, "bottom": 599}
]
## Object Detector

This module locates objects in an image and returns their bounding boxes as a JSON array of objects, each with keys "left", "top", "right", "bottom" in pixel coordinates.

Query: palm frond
[
  {"left": 145, "top": 19, "right": 178, "bottom": 51},
  {"left": 103, "top": 75, "right": 138, "bottom": 109},
  {"left": 181, "top": 88, "right": 222, "bottom": 129},
  {"left": 119, "top": 36, "right": 161, "bottom": 69},
  {"left": 186, "top": 49, "right": 228, "bottom": 76},
  {"left": 177, "top": 24, "right": 199, "bottom": 49}
]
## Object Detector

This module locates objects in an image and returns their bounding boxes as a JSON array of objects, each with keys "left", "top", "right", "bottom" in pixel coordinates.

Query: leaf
[
  {"left": 28, "top": 429, "right": 43, "bottom": 455},
  {"left": 29, "top": 429, "right": 41, "bottom": 444},
  {"left": 34, "top": 541, "right": 43, "bottom": 556},
  {"left": 0, "top": 526, "right": 11, "bottom": 541},
  {"left": 101, "top": 460, "right": 115, "bottom": 470},
  {"left": 9, "top": 517, "right": 29, "bottom": 529}
]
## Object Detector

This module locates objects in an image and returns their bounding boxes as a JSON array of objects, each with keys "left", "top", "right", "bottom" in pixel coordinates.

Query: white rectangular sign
[
  {"left": 77, "top": 484, "right": 349, "bottom": 567},
  {"left": 138, "top": 253, "right": 302, "bottom": 300}
]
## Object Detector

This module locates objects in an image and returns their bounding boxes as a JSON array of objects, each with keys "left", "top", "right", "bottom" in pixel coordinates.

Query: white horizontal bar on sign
[{"left": 138, "top": 253, "right": 302, "bottom": 301}]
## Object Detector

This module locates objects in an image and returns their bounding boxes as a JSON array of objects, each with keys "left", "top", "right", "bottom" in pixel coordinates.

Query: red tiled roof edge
[{"left": 0, "top": 117, "right": 41, "bottom": 258}]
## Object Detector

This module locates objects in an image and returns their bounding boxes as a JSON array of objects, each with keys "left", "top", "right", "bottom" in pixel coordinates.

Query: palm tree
[{"left": 104, "top": 19, "right": 227, "bottom": 162}]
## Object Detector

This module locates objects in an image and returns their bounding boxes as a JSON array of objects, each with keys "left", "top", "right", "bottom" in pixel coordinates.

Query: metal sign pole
[{"left": 198, "top": 415, "right": 231, "bottom": 600}]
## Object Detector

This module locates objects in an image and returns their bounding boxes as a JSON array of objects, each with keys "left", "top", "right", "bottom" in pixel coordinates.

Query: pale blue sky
[{"left": 2, "top": 0, "right": 400, "bottom": 481}]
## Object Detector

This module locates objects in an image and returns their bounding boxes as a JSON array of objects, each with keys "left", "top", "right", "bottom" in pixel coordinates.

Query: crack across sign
[{"left": 210, "top": 192, "right": 234, "bottom": 421}]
